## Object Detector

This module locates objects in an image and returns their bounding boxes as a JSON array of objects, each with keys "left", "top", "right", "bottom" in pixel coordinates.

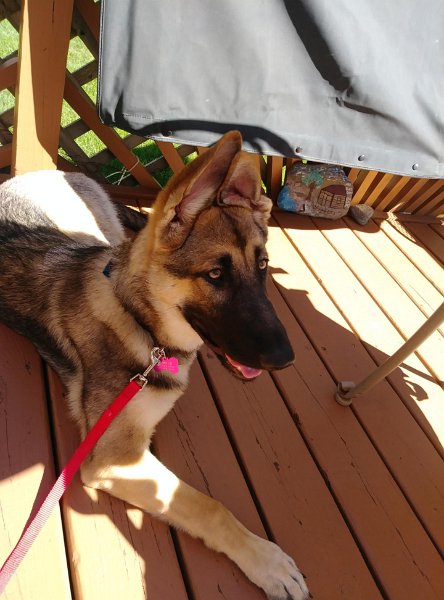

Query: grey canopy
[{"left": 98, "top": 0, "right": 444, "bottom": 178}]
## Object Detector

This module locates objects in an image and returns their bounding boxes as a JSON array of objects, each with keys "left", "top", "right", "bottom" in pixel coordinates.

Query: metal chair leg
[{"left": 335, "top": 301, "right": 444, "bottom": 406}]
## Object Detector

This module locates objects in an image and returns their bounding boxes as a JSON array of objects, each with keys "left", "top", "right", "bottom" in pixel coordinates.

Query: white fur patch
[{"left": 3, "top": 171, "right": 124, "bottom": 245}]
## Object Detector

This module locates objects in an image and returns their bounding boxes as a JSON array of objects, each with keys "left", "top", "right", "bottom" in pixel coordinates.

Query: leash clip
[{"left": 130, "top": 347, "right": 165, "bottom": 390}]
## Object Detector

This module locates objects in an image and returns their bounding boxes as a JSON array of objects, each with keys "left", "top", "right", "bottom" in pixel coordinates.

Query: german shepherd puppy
[{"left": 0, "top": 132, "right": 308, "bottom": 600}]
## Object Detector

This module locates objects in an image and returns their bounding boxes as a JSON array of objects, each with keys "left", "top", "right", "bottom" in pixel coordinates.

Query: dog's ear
[
  {"left": 156, "top": 131, "right": 242, "bottom": 247},
  {"left": 217, "top": 152, "right": 273, "bottom": 220}
]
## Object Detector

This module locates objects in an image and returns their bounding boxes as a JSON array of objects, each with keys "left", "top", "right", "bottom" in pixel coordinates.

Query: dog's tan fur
[{"left": 0, "top": 132, "right": 308, "bottom": 599}]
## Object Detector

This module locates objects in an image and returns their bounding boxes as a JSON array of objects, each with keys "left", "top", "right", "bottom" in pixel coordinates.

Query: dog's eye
[
  {"left": 208, "top": 268, "right": 222, "bottom": 280},
  {"left": 258, "top": 258, "right": 269, "bottom": 270}
]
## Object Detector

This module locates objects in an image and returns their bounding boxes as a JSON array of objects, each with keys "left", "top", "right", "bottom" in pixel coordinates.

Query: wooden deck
[{"left": 1, "top": 212, "right": 443, "bottom": 600}]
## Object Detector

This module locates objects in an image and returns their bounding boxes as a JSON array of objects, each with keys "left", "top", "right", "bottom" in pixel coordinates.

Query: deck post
[
  {"left": 266, "top": 155, "right": 284, "bottom": 201},
  {"left": 335, "top": 301, "right": 444, "bottom": 405},
  {"left": 11, "top": 0, "right": 74, "bottom": 175}
]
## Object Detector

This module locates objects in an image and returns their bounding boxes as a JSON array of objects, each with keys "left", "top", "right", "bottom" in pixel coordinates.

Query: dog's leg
[{"left": 81, "top": 449, "right": 308, "bottom": 600}]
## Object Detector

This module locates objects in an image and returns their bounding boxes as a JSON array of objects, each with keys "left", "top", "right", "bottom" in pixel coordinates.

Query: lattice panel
[{"left": 0, "top": 0, "right": 194, "bottom": 190}]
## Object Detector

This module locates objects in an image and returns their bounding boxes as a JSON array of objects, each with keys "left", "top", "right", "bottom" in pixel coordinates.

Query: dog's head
[{"left": 145, "top": 131, "right": 294, "bottom": 380}]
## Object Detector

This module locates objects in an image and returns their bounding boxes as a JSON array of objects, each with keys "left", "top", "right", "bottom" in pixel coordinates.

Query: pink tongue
[{"left": 226, "top": 355, "right": 262, "bottom": 379}]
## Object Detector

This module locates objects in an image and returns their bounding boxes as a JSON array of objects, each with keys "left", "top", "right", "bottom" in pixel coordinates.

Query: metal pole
[{"left": 335, "top": 300, "right": 444, "bottom": 406}]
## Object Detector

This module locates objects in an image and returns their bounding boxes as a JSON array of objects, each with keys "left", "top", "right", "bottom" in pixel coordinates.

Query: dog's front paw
[{"left": 238, "top": 535, "right": 309, "bottom": 600}]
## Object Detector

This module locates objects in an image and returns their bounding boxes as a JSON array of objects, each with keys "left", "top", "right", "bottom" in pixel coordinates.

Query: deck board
[
  {"left": 270, "top": 217, "right": 444, "bottom": 451},
  {"left": 47, "top": 369, "right": 188, "bottom": 600},
  {"left": 279, "top": 214, "right": 444, "bottom": 384},
  {"left": 0, "top": 326, "right": 71, "bottom": 600},
  {"left": 343, "top": 217, "right": 444, "bottom": 334},
  {"left": 267, "top": 284, "right": 444, "bottom": 599},
  {"left": 430, "top": 224, "right": 444, "bottom": 240},
  {"left": 267, "top": 218, "right": 444, "bottom": 598},
  {"left": 377, "top": 219, "right": 444, "bottom": 296},
  {"left": 0, "top": 215, "right": 443, "bottom": 600},
  {"left": 272, "top": 215, "right": 444, "bottom": 554},
  {"left": 407, "top": 222, "right": 444, "bottom": 264},
  {"left": 199, "top": 349, "right": 383, "bottom": 600},
  {"left": 155, "top": 363, "right": 267, "bottom": 599}
]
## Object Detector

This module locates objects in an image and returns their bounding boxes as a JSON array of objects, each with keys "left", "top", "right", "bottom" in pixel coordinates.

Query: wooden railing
[{"left": 0, "top": 0, "right": 443, "bottom": 217}]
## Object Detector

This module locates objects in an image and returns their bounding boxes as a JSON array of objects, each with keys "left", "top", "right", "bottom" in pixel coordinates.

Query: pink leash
[{"left": 0, "top": 347, "right": 169, "bottom": 594}]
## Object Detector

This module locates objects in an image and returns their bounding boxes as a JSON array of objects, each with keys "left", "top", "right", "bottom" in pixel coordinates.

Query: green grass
[
  {"left": 66, "top": 36, "right": 94, "bottom": 73},
  {"left": 60, "top": 99, "right": 80, "bottom": 128},
  {"left": 0, "top": 19, "right": 19, "bottom": 121},
  {"left": 0, "top": 88, "right": 14, "bottom": 115},
  {"left": 0, "top": 19, "right": 18, "bottom": 59}
]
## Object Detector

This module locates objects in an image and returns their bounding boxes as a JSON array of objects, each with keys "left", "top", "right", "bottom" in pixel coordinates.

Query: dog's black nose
[{"left": 260, "top": 343, "right": 295, "bottom": 371}]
